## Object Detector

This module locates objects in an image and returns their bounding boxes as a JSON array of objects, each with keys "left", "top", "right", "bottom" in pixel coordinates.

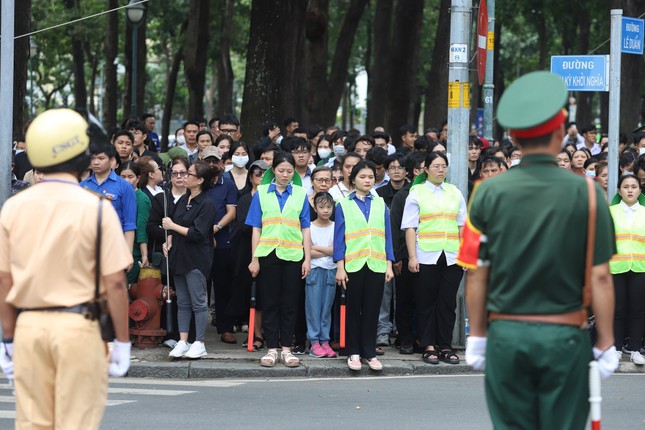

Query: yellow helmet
[{"left": 25, "top": 108, "right": 90, "bottom": 169}]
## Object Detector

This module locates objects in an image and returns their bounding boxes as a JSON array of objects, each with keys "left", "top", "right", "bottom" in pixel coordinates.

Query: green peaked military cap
[{"left": 497, "top": 71, "right": 568, "bottom": 138}]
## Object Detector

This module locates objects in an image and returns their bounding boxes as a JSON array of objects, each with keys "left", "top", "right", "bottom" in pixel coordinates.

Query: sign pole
[
  {"left": 0, "top": 1, "right": 15, "bottom": 208},
  {"left": 608, "top": 9, "right": 622, "bottom": 201},
  {"left": 483, "top": 0, "right": 495, "bottom": 142}
]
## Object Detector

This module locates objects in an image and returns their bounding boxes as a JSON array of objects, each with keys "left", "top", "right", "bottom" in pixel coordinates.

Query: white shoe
[
  {"left": 616, "top": 350, "right": 623, "bottom": 361},
  {"left": 184, "top": 341, "right": 207, "bottom": 359},
  {"left": 347, "top": 355, "right": 361, "bottom": 371},
  {"left": 168, "top": 340, "right": 191, "bottom": 358},
  {"left": 630, "top": 351, "right": 645, "bottom": 365}
]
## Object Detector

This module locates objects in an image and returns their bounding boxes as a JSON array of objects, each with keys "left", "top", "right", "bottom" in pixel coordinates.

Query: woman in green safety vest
[
  {"left": 609, "top": 175, "right": 645, "bottom": 365},
  {"left": 334, "top": 160, "right": 395, "bottom": 372},
  {"left": 401, "top": 151, "right": 467, "bottom": 365},
  {"left": 245, "top": 152, "right": 312, "bottom": 368}
]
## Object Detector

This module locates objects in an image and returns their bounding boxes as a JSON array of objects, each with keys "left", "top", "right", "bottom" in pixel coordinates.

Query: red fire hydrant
[{"left": 129, "top": 266, "right": 168, "bottom": 348}]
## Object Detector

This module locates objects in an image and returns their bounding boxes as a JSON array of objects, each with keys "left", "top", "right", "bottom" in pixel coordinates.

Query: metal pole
[
  {"left": 608, "top": 9, "right": 622, "bottom": 201},
  {"left": 483, "top": 0, "right": 495, "bottom": 142},
  {"left": 30, "top": 59, "right": 34, "bottom": 118},
  {"left": 447, "top": 0, "right": 471, "bottom": 347},
  {"left": 0, "top": 1, "right": 15, "bottom": 208},
  {"left": 131, "top": 23, "right": 139, "bottom": 118}
]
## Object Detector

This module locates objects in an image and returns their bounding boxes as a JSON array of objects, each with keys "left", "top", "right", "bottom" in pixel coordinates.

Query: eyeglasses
[
  {"left": 388, "top": 166, "right": 404, "bottom": 172},
  {"left": 313, "top": 177, "right": 332, "bottom": 184},
  {"left": 219, "top": 128, "right": 237, "bottom": 134},
  {"left": 429, "top": 165, "right": 447, "bottom": 171},
  {"left": 171, "top": 171, "right": 188, "bottom": 177}
]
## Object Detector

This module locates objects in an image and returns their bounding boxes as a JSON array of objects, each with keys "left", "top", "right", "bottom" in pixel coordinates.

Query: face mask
[
  {"left": 585, "top": 170, "right": 596, "bottom": 178},
  {"left": 275, "top": 135, "right": 283, "bottom": 146},
  {"left": 333, "top": 145, "right": 346, "bottom": 157},
  {"left": 14, "top": 149, "right": 24, "bottom": 155},
  {"left": 318, "top": 148, "right": 332, "bottom": 159},
  {"left": 224, "top": 164, "right": 234, "bottom": 172},
  {"left": 639, "top": 147, "right": 645, "bottom": 156},
  {"left": 308, "top": 164, "right": 316, "bottom": 172},
  {"left": 387, "top": 144, "right": 396, "bottom": 155},
  {"left": 510, "top": 159, "right": 521, "bottom": 167},
  {"left": 176, "top": 135, "right": 186, "bottom": 146},
  {"left": 231, "top": 155, "right": 249, "bottom": 168}
]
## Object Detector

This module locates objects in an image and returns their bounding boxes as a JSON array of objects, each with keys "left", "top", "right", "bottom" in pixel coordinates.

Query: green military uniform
[{"left": 462, "top": 72, "right": 616, "bottom": 430}]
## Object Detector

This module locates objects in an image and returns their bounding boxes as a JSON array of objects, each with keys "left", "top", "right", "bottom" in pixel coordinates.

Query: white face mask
[
  {"left": 318, "top": 147, "right": 332, "bottom": 159},
  {"left": 333, "top": 145, "right": 346, "bottom": 157},
  {"left": 231, "top": 155, "right": 249, "bottom": 168},
  {"left": 510, "top": 159, "right": 521, "bottom": 167},
  {"left": 387, "top": 144, "right": 396, "bottom": 155},
  {"left": 224, "top": 164, "right": 234, "bottom": 172},
  {"left": 275, "top": 135, "right": 283, "bottom": 146},
  {"left": 308, "top": 164, "right": 317, "bottom": 172},
  {"left": 639, "top": 147, "right": 645, "bottom": 156},
  {"left": 14, "top": 149, "right": 25, "bottom": 155},
  {"left": 176, "top": 135, "right": 186, "bottom": 146},
  {"left": 585, "top": 170, "right": 596, "bottom": 178}
]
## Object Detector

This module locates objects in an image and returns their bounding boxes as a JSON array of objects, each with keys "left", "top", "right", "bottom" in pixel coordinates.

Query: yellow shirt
[{"left": 0, "top": 180, "right": 133, "bottom": 308}]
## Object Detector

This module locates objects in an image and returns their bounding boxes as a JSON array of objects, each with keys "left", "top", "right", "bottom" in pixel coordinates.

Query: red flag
[{"left": 457, "top": 217, "right": 482, "bottom": 269}]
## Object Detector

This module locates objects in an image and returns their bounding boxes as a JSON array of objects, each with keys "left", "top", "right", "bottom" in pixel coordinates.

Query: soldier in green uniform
[{"left": 458, "top": 71, "right": 619, "bottom": 430}]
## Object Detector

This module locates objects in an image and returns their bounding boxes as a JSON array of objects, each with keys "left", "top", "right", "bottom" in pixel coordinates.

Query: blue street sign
[
  {"left": 622, "top": 17, "right": 644, "bottom": 55},
  {"left": 550, "top": 55, "right": 609, "bottom": 92}
]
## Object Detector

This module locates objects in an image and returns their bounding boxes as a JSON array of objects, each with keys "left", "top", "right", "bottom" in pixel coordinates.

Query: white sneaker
[
  {"left": 616, "top": 350, "right": 623, "bottom": 361},
  {"left": 630, "top": 351, "right": 645, "bottom": 366},
  {"left": 168, "top": 340, "right": 191, "bottom": 358},
  {"left": 184, "top": 341, "right": 207, "bottom": 359}
]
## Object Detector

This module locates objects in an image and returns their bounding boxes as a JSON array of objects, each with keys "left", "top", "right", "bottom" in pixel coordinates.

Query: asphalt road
[{"left": 1, "top": 374, "right": 643, "bottom": 429}]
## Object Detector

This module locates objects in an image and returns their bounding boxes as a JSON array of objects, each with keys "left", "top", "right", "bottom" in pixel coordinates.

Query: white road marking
[{"left": 107, "top": 387, "right": 195, "bottom": 396}]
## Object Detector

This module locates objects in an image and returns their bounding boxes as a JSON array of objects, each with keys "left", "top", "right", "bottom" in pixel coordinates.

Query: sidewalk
[{"left": 127, "top": 328, "right": 645, "bottom": 379}]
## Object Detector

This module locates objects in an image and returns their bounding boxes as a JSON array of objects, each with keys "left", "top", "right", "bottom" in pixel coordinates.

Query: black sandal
[
  {"left": 439, "top": 349, "right": 459, "bottom": 365},
  {"left": 252, "top": 337, "right": 265, "bottom": 352},
  {"left": 422, "top": 349, "right": 440, "bottom": 365}
]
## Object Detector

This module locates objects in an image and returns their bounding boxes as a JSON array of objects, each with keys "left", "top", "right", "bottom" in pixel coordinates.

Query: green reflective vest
[
  {"left": 412, "top": 182, "right": 461, "bottom": 253},
  {"left": 254, "top": 184, "right": 306, "bottom": 261},
  {"left": 609, "top": 204, "right": 645, "bottom": 274},
  {"left": 339, "top": 196, "right": 387, "bottom": 273}
]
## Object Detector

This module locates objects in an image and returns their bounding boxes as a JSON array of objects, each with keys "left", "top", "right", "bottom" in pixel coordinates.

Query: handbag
[{"left": 92, "top": 198, "right": 115, "bottom": 341}]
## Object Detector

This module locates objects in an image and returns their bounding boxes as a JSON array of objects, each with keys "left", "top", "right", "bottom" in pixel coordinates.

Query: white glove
[
  {"left": 0, "top": 342, "right": 14, "bottom": 385},
  {"left": 593, "top": 346, "right": 619, "bottom": 380},
  {"left": 108, "top": 340, "right": 131, "bottom": 377},
  {"left": 465, "top": 336, "right": 487, "bottom": 370}
]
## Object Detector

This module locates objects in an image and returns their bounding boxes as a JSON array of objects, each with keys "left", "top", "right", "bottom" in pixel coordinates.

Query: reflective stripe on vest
[
  {"left": 413, "top": 182, "right": 461, "bottom": 253},
  {"left": 609, "top": 205, "right": 645, "bottom": 274},
  {"left": 339, "top": 196, "right": 387, "bottom": 273},
  {"left": 254, "top": 184, "right": 306, "bottom": 261}
]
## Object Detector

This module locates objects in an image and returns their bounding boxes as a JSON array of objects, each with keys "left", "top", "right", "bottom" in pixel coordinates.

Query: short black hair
[
  {"left": 208, "top": 117, "right": 219, "bottom": 128},
  {"left": 365, "top": 147, "right": 388, "bottom": 166},
  {"left": 262, "top": 121, "right": 279, "bottom": 136},
  {"left": 125, "top": 119, "right": 146, "bottom": 134},
  {"left": 349, "top": 160, "right": 376, "bottom": 185},
  {"left": 424, "top": 151, "right": 449, "bottom": 168},
  {"left": 292, "top": 127, "right": 308, "bottom": 135},
  {"left": 480, "top": 156, "right": 502, "bottom": 169},
  {"left": 580, "top": 124, "right": 596, "bottom": 135},
  {"left": 218, "top": 114, "right": 240, "bottom": 128},
  {"left": 113, "top": 130, "right": 134, "bottom": 144},
  {"left": 398, "top": 124, "right": 416, "bottom": 136},
  {"left": 372, "top": 131, "right": 391, "bottom": 144},
  {"left": 406, "top": 152, "right": 426, "bottom": 176},
  {"left": 385, "top": 153, "right": 407, "bottom": 170},
  {"left": 307, "top": 125, "right": 324, "bottom": 140},
  {"left": 90, "top": 143, "right": 117, "bottom": 158},
  {"left": 283, "top": 117, "right": 298, "bottom": 127},
  {"left": 313, "top": 191, "right": 334, "bottom": 208},
  {"left": 183, "top": 120, "right": 200, "bottom": 130},
  {"left": 272, "top": 151, "right": 296, "bottom": 169},
  {"left": 286, "top": 137, "right": 311, "bottom": 152},
  {"left": 141, "top": 113, "right": 154, "bottom": 121}
]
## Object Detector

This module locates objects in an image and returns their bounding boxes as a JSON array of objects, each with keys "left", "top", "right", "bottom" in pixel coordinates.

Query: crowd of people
[{"left": 8, "top": 112, "right": 645, "bottom": 369}]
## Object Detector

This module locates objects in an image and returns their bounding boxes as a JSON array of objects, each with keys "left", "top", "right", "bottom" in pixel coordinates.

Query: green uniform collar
[{"left": 518, "top": 153, "right": 558, "bottom": 167}]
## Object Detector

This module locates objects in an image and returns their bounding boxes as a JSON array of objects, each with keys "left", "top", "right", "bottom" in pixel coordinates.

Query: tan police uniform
[{"left": 0, "top": 180, "right": 132, "bottom": 429}]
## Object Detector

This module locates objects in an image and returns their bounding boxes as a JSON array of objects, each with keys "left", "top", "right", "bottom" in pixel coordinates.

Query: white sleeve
[
  {"left": 400, "top": 189, "right": 420, "bottom": 230},
  {"left": 457, "top": 192, "right": 467, "bottom": 227}
]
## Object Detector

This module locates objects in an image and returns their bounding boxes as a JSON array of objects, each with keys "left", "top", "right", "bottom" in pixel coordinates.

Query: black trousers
[
  {"left": 210, "top": 247, "right": 235, "bottom": 333},
  {"left": 614, "top": 271, "right": 645, "bottom": 351},
  {"left": 413, "top": 253, "right": 463, "bottom": 349},
  {"left": 346, "top": 266, "right": 385, "bottom": 359},
  {"left": 257, "top": 252, "right": 303, "bottom": 349},
  {"left": 395, "top": 260, "right": 416, "bottom": 344}
]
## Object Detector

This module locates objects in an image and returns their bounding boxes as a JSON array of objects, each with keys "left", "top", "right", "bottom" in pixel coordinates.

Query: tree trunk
[
  {"left": 423, "top": 0, "right": 450, "bottom": 133},
  {"left": 216, "top": 0, "right": 234, "bottom": 116},
  {"left": 385, "top": 0, "right": 424, "bottom": 144},
  {"left": 64, "top": 0, "right": 87, "bottom": 110},
  {"left": 304, "top": 0, "right": 329, "bottom": 126},
  {"left": 575, "top": 8, "right": 593, "bottom": 129},
  {"left": 367, "top": 0, "right": 394, "bottom": 132},
  {"left": 86, "top": 42, "right": 99, "bottom": 114},
  {"left": 161, "top": 47, "right": 184, "bottom": 152},
  {"left": 184, "top": 0, "right": 210, "bottom": 121},
  {"left": 241, "top": 0, "right": 307, "bottom": 142},
  {"left": 320, "top": 0, "right": 368, "bottom": 127},
  {"left": 103, "top": 0, "right": 118, "bottom": 129},
  {"left": 12, "top": 0, "right": 30, "bottom": 137}
]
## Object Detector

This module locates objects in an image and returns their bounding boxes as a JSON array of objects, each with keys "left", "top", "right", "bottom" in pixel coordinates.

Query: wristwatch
[{"left": 216, "top": 224, "right": 223, "bottom": 231}]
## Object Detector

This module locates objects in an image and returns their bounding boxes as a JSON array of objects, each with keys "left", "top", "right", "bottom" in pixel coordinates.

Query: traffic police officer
[
  {"left": 458, "top": 71, "right": 619, "bottom": 430},
  {"left": 0, "top": 109, "right": 133, "bottom": 429}
]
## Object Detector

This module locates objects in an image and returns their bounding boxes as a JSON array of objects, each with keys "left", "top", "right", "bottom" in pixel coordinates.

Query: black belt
[{"left": 22, "top": 303, "right": 92, "bottom": 316}]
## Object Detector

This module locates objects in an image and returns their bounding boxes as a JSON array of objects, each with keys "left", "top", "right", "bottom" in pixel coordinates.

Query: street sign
[
  {"left": 550, "top": 55, "right": 609, "bottom": 92},
  {"left": 477, "top": 0, "right": 488, "bottom": 85},
  {"left": 621, "top": 16, "right": 644, "bottom": 55}
]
